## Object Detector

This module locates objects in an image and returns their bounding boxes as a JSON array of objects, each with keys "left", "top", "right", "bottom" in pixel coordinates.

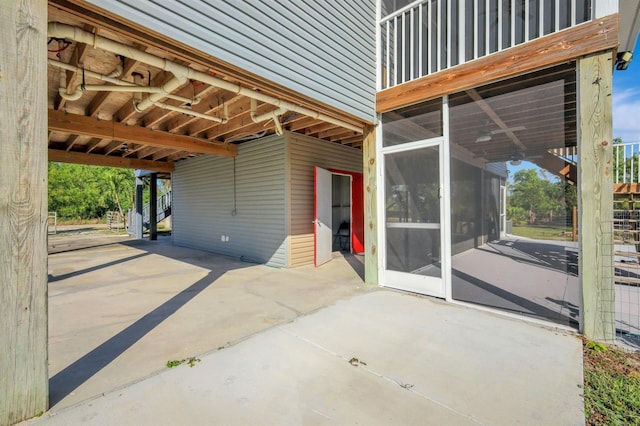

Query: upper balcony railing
[
  {"left": 378, "top": 0, "right": 596, "bottom": 90},
  {"left": 614, "top": 142, "right": 640, "bottom": 185}
]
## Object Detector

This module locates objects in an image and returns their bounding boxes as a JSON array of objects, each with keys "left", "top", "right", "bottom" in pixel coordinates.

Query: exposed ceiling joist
[
  {"left": 49, "top": 149, "right": 174, "bottom": 172},
  {"left": 465, "top": 89, "right": 527, "bottom": 151},
  {"left": 49, "top": 109, "right": 236, "bottom": 157},
  {"left": 88, "top": 56, "right": 141, "bottom": 117}
]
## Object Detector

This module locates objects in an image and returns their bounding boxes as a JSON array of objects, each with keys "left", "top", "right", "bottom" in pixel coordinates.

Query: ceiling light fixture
[
  {"left": 476, "top": 125, "right": 527, "bottom": 143},
  {"left": 509, "top": 152, "right": 524, "bottom": 166}
]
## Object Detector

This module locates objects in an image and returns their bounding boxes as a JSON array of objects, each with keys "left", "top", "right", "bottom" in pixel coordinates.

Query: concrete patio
[{"left": 31, "top": 233, "right": 584, "bottom": 424}]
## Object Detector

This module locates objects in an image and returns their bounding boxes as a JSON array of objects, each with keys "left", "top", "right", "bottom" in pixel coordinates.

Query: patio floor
[{"left": 32, "top": 233, "right": 584, "bottom": 424}]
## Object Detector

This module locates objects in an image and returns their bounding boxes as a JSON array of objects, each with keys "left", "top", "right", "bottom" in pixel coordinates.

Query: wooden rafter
[
  {"left": 143, "top": 81, "right": 218, "bottom": 129},
  {"left": 85, "top": 138, "right": 104, "bottom": 153},
  {"left": 286, "top": 116, "right": 318, "bottom": 132},
  {"left": 114, "top": 70, "right": 173, "bottom": 123},
  {"left": 188, "top": 96, "right": 253, "bottom": 137},
  {"left": 135, "top": 146, "right": 162, "bottom": 159},
  {"left": 88, "top": 56, "right": 141, "bottom": 117},
  {"left": 305, "top": 122, "right": 335, "bottom": 136},
  {"left": 164, "top": 88, "right": 235, "bottom": 133},
  {"left": 318, "top": 127, "right": 353, "bottom": 139},
  {"left": 203, "top": 102, "right": 275, "bottom": 140},
  {"left": 103, "top": 140, "right": 125, "bottom": 155},
  {"left": 49, "top": 109, "right": 236, "bottom": 157},
  {"left": 65, "top": 134, "right": 81, "bottom": 151},
  {"left": 49, "top": 149, "right": 174, "bottom": 172}
]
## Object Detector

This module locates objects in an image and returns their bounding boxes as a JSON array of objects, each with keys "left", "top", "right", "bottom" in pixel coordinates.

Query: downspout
[{"left": 48, "top": 22, "right": 362, "bottom": 134}]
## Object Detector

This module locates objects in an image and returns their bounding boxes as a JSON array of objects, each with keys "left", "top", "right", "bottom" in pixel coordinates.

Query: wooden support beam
[
  {"left": 363, "top": 124, "right": 378, "bottom": 284},
  {"left": 49, "top": 149, "right": 174, "bottom": 172},
  {"left": 377, "top": 14, "right": 619, "bottom": 112},
  {"left": 0, "top": 1, "right": 49, "bottom": 424},
  {"left": 578, "top": 51, "right": 615, "bottom": 342},
  {"left": 49, "top": 110, "right": 236, "bottom": 157}
]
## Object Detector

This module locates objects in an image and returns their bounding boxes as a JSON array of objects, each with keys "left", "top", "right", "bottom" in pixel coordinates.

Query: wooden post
[
  {"left": 0, "top": 1, "right": 49, "bottom": 424},
  {"left": 572, "top": 206, "right": 578, "bottom": 242},
  {"left": 135, "top": 177, "right": 144, "bottom": 239},
  {"left": 578, "top": 52, "right": 615, "bottom": 342},
  {"left": 150, "top": 173, "right": 158, "bottom": 240},
  {"left": 363, "top": 124, "right": 378, "bottom": 284}
]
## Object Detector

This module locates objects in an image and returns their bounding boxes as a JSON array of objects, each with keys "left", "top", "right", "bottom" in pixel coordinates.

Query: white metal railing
[
  {"left": 379, "top": 0, "right": 595, "bottom": 90},
  {"left": 614, "top": 142, "right": 640, "bottom": 184},
  {"left": 549, "top": 146, "right": 578, "bottom": 165}
]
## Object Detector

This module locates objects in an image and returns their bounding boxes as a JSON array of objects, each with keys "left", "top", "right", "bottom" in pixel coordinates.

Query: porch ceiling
[
  {"left": 47, "top": 1, "right": 366, "bottom": 172},
  {"left": 448, "top": 64, "right": 577, "bottom": 164}
]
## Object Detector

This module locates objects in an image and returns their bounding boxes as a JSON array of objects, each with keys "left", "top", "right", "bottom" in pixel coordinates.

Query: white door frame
[{"left": 377, "top": 96, "right": 452, "bottom": 299}]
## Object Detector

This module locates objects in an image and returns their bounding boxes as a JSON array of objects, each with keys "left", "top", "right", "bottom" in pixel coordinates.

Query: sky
[{"left": 613, "top": 35, "right": 640, "bottom": 144}]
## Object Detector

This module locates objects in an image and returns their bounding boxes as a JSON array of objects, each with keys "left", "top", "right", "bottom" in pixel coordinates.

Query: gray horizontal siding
[
  {"left": 485, "top": 161, "right": 508, "bottom": 178},
  {"left": 172, "top": 135, "right": 287, "bottom": 267},
  {"left": 88, "top": 0, "right": 376, "bottom": 122},
  {"left": 288, "top": 133, "right": 362, "bottom": 266}
]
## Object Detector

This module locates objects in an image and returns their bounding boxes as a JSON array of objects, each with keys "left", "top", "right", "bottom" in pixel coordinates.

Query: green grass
[
  {"left": 584, "top": 339, "right": 640, "bottom": 425},
  {"left": 511, "top": 224, "right": 573, "bottom": 241}
]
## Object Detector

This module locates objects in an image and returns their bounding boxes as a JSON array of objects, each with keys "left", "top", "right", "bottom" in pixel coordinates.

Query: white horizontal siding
[
  {"left": 172, "top": 135, "right": 287, "bottom": 267},
  {"left": 87, "top": 0, "right": 376, "bottom": 122},
  {"left": 288, "top": 133, "right": 363, "bottom": 266}
]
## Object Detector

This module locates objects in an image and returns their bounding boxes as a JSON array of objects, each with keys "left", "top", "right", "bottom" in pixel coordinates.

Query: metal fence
[
  {"left": 106, "top": 211, "right": 125, "bottom": 231},
  {"left": 612, "top": 213, "right": 640, "bottom": 349}
]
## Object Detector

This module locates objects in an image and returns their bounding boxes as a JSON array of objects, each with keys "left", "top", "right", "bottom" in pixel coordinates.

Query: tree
[
  {"left": 508, "top": 168, "right": 575, "bottom": 225},
  {"left": 48, "top": 163, "right": 134, "bottom": 220}
]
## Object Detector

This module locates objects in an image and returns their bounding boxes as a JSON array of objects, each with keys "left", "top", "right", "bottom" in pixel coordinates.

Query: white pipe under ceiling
[{"left": 48, "top": 22, "right": 363, "bottom": 134}]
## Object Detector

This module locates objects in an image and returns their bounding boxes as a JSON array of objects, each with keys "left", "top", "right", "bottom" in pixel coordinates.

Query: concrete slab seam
[{"left": 276, "top": 326, "right": 486, "bottom": 425}]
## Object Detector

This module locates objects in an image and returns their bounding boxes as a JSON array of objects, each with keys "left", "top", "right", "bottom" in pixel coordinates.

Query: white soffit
[{"left": 619, "top": 0, "right": 640, "bottom": 53}]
